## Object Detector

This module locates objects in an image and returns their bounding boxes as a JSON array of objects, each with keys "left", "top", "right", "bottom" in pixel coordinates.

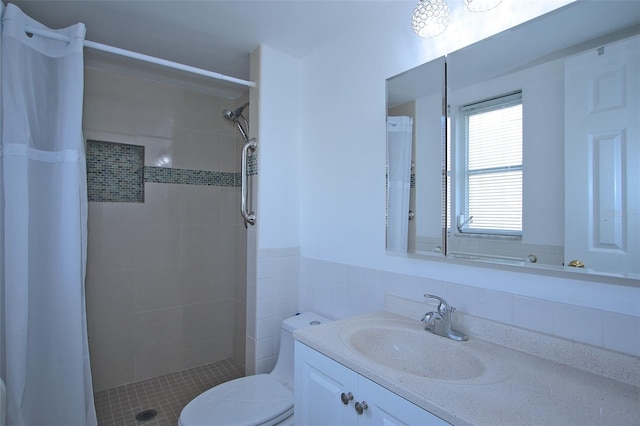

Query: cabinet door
[
  {"left": 294, "top": 342, "right": 359, "bottom": 426},
  {"left": 357, "top": 375, "right": 450, "bottom": 426}
]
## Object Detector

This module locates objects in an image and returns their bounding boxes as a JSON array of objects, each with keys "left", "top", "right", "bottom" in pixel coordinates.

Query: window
[{"left": 459, "top": 91, "right": 522, "bottom": 236}]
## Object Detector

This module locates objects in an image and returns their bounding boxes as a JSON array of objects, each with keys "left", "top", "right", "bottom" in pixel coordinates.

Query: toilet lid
[{"left": 179, "top": 374, "right": 293, "bottom": 426}]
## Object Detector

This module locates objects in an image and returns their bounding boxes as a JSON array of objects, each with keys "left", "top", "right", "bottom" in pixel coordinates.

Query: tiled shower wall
[{"left": 83, "top": 67, "right": 247, "bottom": 392}]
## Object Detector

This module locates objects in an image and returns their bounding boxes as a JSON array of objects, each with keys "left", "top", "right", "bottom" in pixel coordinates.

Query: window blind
[{"left": 461, "top": 92, "right": 522, "bottom": 235}]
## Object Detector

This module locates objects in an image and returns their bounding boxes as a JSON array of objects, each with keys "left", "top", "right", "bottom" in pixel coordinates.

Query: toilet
[{"left": 178, "top": 312, "right": 331, "bottom": 426}]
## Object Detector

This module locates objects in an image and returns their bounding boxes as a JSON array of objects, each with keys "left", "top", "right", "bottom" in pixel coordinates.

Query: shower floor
[{"left": 94, "top": 358, "right": 245, "bottom": 426}]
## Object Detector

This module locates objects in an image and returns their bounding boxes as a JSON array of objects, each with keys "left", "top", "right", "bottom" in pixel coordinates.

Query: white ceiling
[{"left": 8, "top": 0, "right": 399, "bottom": 98}]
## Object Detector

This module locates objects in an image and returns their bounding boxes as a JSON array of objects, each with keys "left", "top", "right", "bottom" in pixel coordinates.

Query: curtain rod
[{"left": 24, "top": 25, "right": 256, "bottom": 88}]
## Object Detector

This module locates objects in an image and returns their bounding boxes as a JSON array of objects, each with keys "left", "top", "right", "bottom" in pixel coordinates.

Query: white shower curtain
[
  {"left": 386, "top": 116, "right": 413, "bottom": 252},
  {"left": 1, "top": 4, "right": 97, "bottom": 426}
]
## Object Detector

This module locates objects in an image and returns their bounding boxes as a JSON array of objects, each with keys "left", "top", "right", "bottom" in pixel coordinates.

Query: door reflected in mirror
[{"left": 385, "top": 1, "right": 640, "bottom": 280}]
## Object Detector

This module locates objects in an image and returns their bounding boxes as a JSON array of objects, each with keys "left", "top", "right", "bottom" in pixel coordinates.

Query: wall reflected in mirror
[{"left": 385, "top": 1, "right": 640, "bottom": 280}]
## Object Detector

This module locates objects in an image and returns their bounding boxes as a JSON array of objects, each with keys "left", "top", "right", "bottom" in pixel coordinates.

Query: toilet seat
[{"left": 178, "top": 374, "right": 293, "bottom": 426}]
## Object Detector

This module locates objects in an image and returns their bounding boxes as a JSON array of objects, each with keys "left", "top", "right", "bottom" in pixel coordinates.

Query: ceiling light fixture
[
  {"left": 464, "top": 0, "right": 503, "bottom": 12},
  {"left": 411, "top": 0, "right": 449, "bottom": 38},
  {"left": 412, "top": 0, "right": 503, "bottom": 38}
]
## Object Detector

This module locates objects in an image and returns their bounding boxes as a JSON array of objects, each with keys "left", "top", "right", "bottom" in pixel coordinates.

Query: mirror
[
  {"left": 386, "top": 1, "right": 640, "bottom": 280},
  {"left": 386, "top": 57, "right": 445, "bottom": 255}
]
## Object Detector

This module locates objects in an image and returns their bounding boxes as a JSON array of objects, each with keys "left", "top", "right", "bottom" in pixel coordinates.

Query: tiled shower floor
[{"left": 94, "top": 358, "right": 245, "bottom": 426}]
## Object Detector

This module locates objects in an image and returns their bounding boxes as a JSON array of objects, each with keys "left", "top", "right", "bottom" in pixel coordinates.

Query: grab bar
[{"left": 241, "top": 138, "right": 257, "bottom": 225}]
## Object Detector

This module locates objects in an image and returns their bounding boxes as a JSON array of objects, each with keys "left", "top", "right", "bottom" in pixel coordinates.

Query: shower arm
[
  {"left": 237, "top": 115, "right": 249, "bottom": 139},
  {"left": 235, "top": 120, "right": 249, "bottom": 143}
]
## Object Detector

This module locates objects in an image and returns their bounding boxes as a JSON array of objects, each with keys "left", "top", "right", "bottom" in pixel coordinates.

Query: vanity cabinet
[{"left": 294, "top": 341, "right": 449, "bottom": 426}]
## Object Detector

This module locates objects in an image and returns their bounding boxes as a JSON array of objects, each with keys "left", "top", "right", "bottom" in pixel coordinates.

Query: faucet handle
[
  {"left": 421, "top": 312, "right": 434, "bottom": 323},
  {"left": 424, "top": 294, "right": 451, "bottom": 316}
]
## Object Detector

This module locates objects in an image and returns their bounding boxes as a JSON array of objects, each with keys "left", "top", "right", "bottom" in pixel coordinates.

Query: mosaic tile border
[
  {"left": 247, "top": 154, "right": 258, "bottom": 177},
  {"left": 86, "top": 139, "right": 259, "bottom": 203},
  {"left": 144, "top": 166, "right": 239, "bottom": 187},
  {"left": 86, "top": 140, "right": 145, "bottom": 203}
]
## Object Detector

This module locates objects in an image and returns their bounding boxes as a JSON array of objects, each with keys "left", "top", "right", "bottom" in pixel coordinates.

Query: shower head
[
  {"left": 223, "top": 102, "right": 250, "bottom": 142},
  {"left": 223, "top": 103, "right": 249, "bottom": 124},
  {"left": 223, "top": 108, "right": 235, "bottom": 122}
]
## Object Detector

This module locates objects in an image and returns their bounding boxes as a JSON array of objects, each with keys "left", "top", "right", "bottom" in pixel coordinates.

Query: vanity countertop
[{"left": 293, "top": 302, "right": 640, "bottom": 426}]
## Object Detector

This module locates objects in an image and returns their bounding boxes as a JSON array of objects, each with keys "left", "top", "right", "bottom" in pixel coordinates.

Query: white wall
[
  {"left": 257, "top": 46, "right": 302, "bottom": 249},
  {"left": 292, "top": 0, "right": 639, "bottom": 352},
  {"left": 247, "top": 46, "right": 301, "bottom": 374},
  {"left": 415, "top": 92, "right": 445, "bottom": 241}
]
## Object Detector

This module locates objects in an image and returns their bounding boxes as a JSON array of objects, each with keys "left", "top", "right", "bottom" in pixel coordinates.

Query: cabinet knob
[
  {"left": 340, "top": 392, "right": 353, "bottom": 405},
  {"left": 355, "top": 401, "right": 368, "bottom": 414}
]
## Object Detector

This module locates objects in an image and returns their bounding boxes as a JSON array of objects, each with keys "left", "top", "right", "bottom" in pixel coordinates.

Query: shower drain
[{"left": 135, "top": 409, "right": 158, "bottom": 422}]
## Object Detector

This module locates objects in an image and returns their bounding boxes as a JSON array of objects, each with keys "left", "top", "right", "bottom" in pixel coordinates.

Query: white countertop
[{"left": 293, "top": 298, "right": 640, "bottom": 426}]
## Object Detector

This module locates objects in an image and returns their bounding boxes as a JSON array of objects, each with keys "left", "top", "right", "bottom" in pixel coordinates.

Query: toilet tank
[{"left": 270, "top": 312, "right": 331, "bottom": 390}]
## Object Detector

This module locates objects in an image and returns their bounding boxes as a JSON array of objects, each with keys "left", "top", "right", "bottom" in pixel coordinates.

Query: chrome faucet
[{"left": 421, "top": 294, "right": 468, "bottom": 341}]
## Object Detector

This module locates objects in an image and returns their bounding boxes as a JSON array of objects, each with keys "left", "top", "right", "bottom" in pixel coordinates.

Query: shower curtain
[
  {"left": 0, "top": 4, "right": 97, "bottom": 426},
  {"left": 386, "top": 116, "right": 413, "bottom": 252}
]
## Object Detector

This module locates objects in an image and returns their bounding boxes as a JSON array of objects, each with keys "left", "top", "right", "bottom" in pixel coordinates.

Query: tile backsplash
[{"left": 298, "top": 257, "right": 640, "bottom": 358}]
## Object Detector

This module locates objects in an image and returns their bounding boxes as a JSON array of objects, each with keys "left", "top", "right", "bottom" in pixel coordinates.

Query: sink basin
[{"left": 342, "top": 320, "right": 484, "bottom": 381}]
